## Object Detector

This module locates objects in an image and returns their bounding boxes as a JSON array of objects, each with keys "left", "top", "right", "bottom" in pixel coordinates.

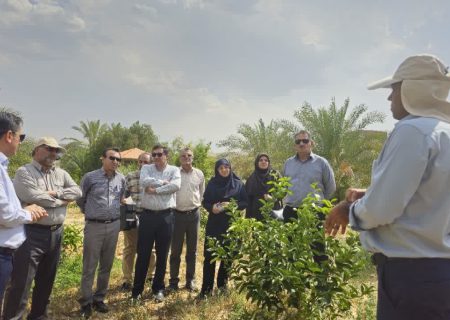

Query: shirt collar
[
  {"left": 31, "top": 159, "right": 55, "bottom": 173},
  {"left": 295, "top": 152, "right": 315, "bottom": 162},
  {"left": 101, "top": 167, "right": 116, "bottom": 177},
  {"left": 0, "top": 152, "right": 9, "bottom": 168}
]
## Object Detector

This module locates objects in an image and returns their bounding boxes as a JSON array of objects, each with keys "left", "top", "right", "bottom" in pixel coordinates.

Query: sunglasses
[
  {"left": 18, "top": 134, "right": 26, "bottom": 142},
  {"left": 152, "top": 152, "right": 164, "bottom": 158},
  {"left": 108, "top": 156, "right": 122, "bottom": 162},
  {"left": 295, "top": 139, "right": 310, "bottom": 145},
  {"left": 43, "top": 145, "right": 60, "bottom": 152}
]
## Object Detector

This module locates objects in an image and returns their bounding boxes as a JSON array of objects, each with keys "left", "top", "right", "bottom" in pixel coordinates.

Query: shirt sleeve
[
  {"left": 349, "top": 124, "right": 429, "bottom": 230},
  {"left": 57, "top": 170, "right": 82, "bottom": 200},
  {"left": 76, "top": 174, "right": 89, "bottom": 213},
  {"left": 13, "top": 167, "right": 65, "bottom": 208},
  {"left": 322, "top": 159, "right": 336, "bottom": 199},
  {"left": 199, "top": 171, "right": 205, "bottom": 199},
  {"left": 156, "top": 167, "right": 181, "bottom": 195},
  {"left": 0, "top": 179, "right": 32, "bottom": 227}
]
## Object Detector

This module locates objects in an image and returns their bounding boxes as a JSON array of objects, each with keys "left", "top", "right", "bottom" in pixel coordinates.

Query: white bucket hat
[{"left": 367, "top": 54, "right": 450, "bottom": 122}]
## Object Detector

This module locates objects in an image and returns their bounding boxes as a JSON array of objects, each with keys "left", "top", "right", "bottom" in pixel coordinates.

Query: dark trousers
[
  {"left": 200, "top": 238, "right": 229, "bottom": 294},
  {"left": 169, "top": 209, "right": 200, "bottom": 286},
  {"left": 132, "top": 210, "right": 174, "bottom": 296},
  {"left": 0, "top": 252, "right": 13, "bottom": 316},
  {"left": 373, "top": 253, "right": 450, "bottom": 320},
  {"left": 4, "top": 224, "right": 63, "bottom": 320}
]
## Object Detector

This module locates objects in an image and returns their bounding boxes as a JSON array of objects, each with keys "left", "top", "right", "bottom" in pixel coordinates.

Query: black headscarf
[
  {"left": 245, "top": 153, "right": 274, "bottom": 197},
  {"left": 208, "top": 158, "right": 242, "bottom": 199}
]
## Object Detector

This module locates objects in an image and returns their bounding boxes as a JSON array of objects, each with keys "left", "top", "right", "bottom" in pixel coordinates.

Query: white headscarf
[{"left": 367, "top": 54, "right": 450, "bottom": 122}]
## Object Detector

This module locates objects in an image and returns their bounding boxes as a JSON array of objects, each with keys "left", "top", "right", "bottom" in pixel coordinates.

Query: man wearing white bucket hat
[{"left": 325, "top": 54, "right": 450, "bottom": 319}]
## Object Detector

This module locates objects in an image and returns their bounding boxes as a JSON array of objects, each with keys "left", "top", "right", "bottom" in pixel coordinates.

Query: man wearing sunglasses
[
  {"left": 282, "top": 130, "right": 336, "bottom": 223},
  {"left": 0, "top": 110, "right": 47, "bottom": 315},
  {"left": 77, "top": 148, "right": 126, "bottom": 318},
  {"left": 120, "top": 152, "right": 156, "bottom": 291},
  {"left": 132, "top": 144, "right": 181, "bottom": 303},
  {"left": 4, "top": 137, "right": 81, "bottom": 320}
]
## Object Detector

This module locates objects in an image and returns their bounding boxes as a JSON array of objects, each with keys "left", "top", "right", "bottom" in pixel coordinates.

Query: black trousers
[
  {"left": 373, "top": 253, "right": 450, "bottom": 320},
  {"left": 132, "top": 210, "right": 173, "bottom": 296},
  {"left": 200, "top": 236, "right": 229, "bottom": 294},
  {"left": 3, "top": 224, "right": 63, "bottom": 320}
]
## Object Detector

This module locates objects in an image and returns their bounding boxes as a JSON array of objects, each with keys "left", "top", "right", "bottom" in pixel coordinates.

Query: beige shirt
[
  {"left": 176, "top": 167, "right": 205, "bottom": 211},
  {"left": 14, "top": 160, "right": 82, "bottom": 225}
]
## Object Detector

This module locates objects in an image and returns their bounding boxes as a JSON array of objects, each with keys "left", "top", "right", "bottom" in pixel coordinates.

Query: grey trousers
[
  {"left": 3, "top": 224, "right": 63, "bottom": 320},
  {"left": 169, "top": 209, "right": 200, "bottom": 286},
  {"left": 79, "top": 220, "right": 120, "bottom": 307}
]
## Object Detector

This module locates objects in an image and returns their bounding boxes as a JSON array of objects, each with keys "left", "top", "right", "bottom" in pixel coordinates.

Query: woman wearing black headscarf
[
  {"left": 245, "top": 153, "right": 282, "bottom": 221},
  {"left": 198, "top": 159, "right": 247, "bottom": 298}
]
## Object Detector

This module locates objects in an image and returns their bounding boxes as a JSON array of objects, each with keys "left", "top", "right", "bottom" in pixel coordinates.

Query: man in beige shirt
[
  {"left": 4, "top": 137, "right": 81, "bottom": 320},
  {"left": 169, "top": 147, "right": 205, "bottom": 291}
]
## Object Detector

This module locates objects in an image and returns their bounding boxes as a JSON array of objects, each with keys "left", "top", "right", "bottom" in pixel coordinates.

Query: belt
[
  {"left": 28, "top": 223, "right": 62, "bottom": 231},
  {"left": 86, "top": 218, "right": 119, "bottom": 224},
  {"left": 371, "top": 253, "right": 450, "bottom": 265},
  {"left": 143, "top": 208, "right": 171, "bottom": 214},
  {"left": 0, "top": 247, "right": 16, "bottom": 255},
  {"left": 175, "top": 208, "right": 199, "bottom": 214}
]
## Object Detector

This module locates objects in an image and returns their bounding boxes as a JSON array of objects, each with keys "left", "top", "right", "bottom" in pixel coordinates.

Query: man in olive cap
[
  {"left": 3, "top": 137, "right": 81, "bottom": 320},
  {"left": 325, "top": 54, "right": 450, "bottom": 319}
]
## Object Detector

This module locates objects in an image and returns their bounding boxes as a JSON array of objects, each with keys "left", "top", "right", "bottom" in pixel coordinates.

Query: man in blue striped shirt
[{"left": 77, "top": 147, "right": 126, "bottom": 318}]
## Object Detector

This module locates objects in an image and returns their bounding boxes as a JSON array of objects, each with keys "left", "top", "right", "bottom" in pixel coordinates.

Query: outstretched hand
[{"left": 324, "top": 201, "right": 351, "bottom": 237}]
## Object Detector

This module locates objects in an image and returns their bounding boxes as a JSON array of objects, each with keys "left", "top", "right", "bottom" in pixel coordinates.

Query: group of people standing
[{"left": 0, "top": 107, "right": 336, "bottom": 319}]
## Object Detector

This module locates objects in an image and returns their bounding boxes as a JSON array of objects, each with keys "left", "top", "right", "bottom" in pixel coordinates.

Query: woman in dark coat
[
  {"left": 199, "top": 159, "right": 247, "bottom": 297},
  {"left": 245, "top": 153, "right": 282, "bottom": 221}
]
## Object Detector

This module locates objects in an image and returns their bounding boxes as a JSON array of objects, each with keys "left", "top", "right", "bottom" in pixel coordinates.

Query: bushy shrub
[
  {"left": 209, "top": 177, "right": 373, "bottom": 319},
  {"left": 62, "top": 223, "right": 83, "bottom": 256}
]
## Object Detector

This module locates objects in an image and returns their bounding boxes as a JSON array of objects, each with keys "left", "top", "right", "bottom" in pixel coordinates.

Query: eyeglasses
[
  {"left": 181, "top": 154, "right": 193, "bottom": 158},
  {"left": 295, "top": 139, "right": 310, "bottom": 145},
  {"left": 18, "top": 134, "right": 26, "bottom": 142},
  {"left": 108, "top": 156, "right": 122, "bottom": 162},
  {"left": 43, "top": 145, "right": 60, "bottom": 152},
  {"left": 152, "top": 152, "right": 164, "bottom": 158}
]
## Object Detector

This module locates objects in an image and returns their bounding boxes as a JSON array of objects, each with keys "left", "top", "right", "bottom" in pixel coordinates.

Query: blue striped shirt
[
  {"left": 0, "top": 152, "right": 32, "bottom": 249},
  {"left": 77, "top": 168, "right": 126, "bottom": 220}
]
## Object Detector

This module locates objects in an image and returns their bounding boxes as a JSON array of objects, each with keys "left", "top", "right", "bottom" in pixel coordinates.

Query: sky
[{"left": 1, "top": 0, "right": 449, "bottom": 147}]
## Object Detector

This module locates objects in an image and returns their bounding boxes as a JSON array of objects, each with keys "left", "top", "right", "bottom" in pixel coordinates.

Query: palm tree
[
  {"left": 294, "top": 98, "right": 386, "bottom": 198},
  {"left": 66, "top": 120, "right": 108, "bottom": 147},
  {"left": 218, "top": 119, "right": 298, "bottom": 177}
]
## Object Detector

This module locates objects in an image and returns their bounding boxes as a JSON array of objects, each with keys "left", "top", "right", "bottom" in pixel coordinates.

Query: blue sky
[{"left": 1, "top": 0, "right": 449, "bottom": 146}]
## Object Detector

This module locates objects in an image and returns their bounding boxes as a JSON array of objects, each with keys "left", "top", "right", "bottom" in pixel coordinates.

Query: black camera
[{"left": 120, "top": 204, "right": 138, "bottom": 231}]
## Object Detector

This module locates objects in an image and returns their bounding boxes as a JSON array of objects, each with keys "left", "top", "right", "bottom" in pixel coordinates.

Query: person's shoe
[
  {"left": 92, "top": 301, "right": 109, "bottom": 313},
  {"left": 168, "top": 283, "right": 179, "bottom": 292},
  {"left": 195, "top": 290, "right": 211, "bottom": 301},
  {"left": 185, "top": 280, "right": 197, "bottom": 292},
  {"left": 121, "top": 282, "right": 132, "bottom": 291},
  {"left": 130, "top": 294, "right": 142, "bottom": 305},
  {"left": 79, "top": 304, "right": 92, "bottom": 319},
  {"left": 154, "top": 290, "right": 165, "bottom": 303}
]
